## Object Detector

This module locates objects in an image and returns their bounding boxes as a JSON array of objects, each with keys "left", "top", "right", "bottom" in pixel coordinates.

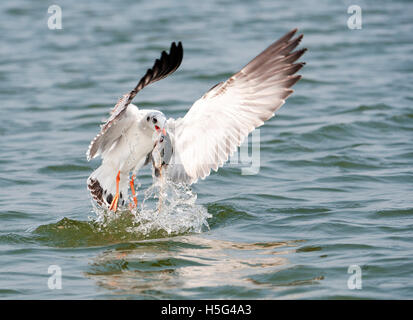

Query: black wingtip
[{"left": 127, "top": 41, "right": 184, "bottom": 104}]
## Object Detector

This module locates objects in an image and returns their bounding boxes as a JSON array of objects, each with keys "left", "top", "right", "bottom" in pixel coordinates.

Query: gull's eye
[
  {"left": 146, "top": 116, "right": 150, "bottom": 121},
  {"left": 152, "top": 118, "right": 157, "bottom": 124}
]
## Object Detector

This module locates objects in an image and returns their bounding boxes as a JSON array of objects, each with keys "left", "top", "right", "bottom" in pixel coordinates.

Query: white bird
[
  {"left": 87, "top": 29, "right": 306, "bottom": 212},
  {"left": 86, "top": 42, "right": 183, "bottom": 211}
]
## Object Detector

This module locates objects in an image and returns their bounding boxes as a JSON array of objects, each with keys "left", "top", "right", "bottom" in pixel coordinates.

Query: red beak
[{"left": 155, "top": 126, "right": 166, "bottom": 135}]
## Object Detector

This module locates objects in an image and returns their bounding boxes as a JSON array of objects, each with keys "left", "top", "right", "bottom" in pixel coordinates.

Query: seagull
[
  {"left": 86, "top": 42, "right": 183, "bottom": 211},
  {"left": 86, "top": 28, "right": 306, "bottom": 212}
]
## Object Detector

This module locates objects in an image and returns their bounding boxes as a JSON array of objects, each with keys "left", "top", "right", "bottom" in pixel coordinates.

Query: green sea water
[{"left": 0, "top": 0, "right": 412, "bottom": 299}]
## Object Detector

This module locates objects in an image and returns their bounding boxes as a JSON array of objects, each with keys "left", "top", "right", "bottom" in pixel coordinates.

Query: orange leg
[
  {"left": 109, "top": 171, "right": 120, "bottom": 212},
  {"left": 129, "top": 174, "right": 138, "bottom": 209}
]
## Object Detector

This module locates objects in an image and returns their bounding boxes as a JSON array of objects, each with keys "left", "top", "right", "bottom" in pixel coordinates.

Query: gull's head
[{"left": 144, "top": 111, "right": 167, "bottom": 138}]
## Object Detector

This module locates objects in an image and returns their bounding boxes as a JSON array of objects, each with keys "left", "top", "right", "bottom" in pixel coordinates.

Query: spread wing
[
  {"left": 168, "top": 29, "right": 306, "bottom": 184},
  {"left": 86, "top": 41, "right": 184, "bottom": 161}
]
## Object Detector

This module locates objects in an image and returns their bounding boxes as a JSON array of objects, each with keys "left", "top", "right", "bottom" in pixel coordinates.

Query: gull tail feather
[{"left": 87, "top": 163, "right": 129, "bottom": 208}]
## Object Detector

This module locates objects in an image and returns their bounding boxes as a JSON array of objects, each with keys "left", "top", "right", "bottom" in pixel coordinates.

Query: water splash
[
  {"left": 91, "top": 175, "right": 211, "bottom": 239},
  {"left": 33, "top": 176, "right": 211, "bottom": 247}
]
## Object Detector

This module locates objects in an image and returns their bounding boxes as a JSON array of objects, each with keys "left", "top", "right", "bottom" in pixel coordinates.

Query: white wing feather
[
  {"left": 168, "top": 29, "right": 306, "bottom": 184},
  {"left": 86, "top": 96, "right": 136, "bottom": 161},
  {"left": 86, "top": 42, "right": 184, "bottom": 162}
]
